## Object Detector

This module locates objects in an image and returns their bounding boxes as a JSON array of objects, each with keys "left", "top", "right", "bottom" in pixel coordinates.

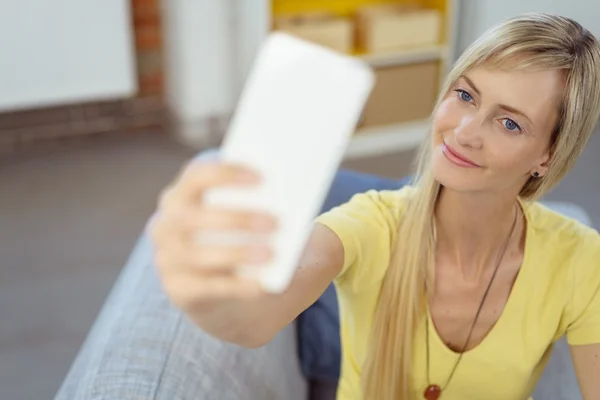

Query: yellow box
[
  {"left": 356, "top": 5, "right": 442, "bottom": 53},
  {"left": 274, "top": 13, "right": 354, "bottom": 54}
]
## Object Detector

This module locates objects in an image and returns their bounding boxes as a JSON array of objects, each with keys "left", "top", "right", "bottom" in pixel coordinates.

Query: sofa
[{"left": 55, "top": 151, "right": 592, "bottom": 400}]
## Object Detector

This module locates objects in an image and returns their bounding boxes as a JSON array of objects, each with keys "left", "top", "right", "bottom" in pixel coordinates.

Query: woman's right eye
[{"left": 455, "top": 89, "right": 473, "bottom": 103}]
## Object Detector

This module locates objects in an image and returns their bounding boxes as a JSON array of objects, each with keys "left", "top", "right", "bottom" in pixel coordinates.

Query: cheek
[
  {"left": 432, "top": 98, "right": 460, "bottom": 141},
  {"left": 487, "top": 145, "right": 538, "bottom": 172}
]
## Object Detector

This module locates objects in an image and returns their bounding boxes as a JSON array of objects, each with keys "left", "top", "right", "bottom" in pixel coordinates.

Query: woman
[{"left": 150, "top": 13, "right": 600, "bottom": 400}]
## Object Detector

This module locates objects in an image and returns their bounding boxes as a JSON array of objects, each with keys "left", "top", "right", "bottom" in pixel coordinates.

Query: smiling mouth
[{"left": 442, "top": 143, "right": 481, "bottom": 168}]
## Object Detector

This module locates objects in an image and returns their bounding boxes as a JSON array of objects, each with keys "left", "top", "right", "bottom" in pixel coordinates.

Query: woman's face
[{"left": 431, "top": 66, "right": 564, "bottom": 195}]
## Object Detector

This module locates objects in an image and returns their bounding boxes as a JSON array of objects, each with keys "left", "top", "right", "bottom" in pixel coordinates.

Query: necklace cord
[{"left": 425, "top": 204, "right": 519, "bottom": 391}]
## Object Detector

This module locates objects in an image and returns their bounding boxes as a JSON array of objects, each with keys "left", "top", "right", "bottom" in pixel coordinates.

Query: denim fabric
[{"left": 296, "top": 170, "right": 410, "bottom": 382}]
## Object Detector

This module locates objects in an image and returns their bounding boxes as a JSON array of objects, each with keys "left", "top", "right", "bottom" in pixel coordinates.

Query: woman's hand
[{"left": 149, "top": 160, "right": 278, "bottom": 310}]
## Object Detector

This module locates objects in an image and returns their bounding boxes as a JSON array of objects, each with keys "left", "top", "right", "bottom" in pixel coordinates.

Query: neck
[{"left": 434, "top": 187, "right": 519, "bottom": 280}]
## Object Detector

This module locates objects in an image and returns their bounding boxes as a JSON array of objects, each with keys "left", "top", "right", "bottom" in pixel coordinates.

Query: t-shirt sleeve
[
  {"left": 565, "top": 230, "right": 600, "bottom": 346},
  {"left": 314, "top": 189, "right": 404, "bottom": 292}
]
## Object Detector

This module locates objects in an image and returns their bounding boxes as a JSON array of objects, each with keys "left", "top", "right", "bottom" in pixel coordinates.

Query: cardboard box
[
  {"left": 356, "top": 5, "right": 442, "bottom": 53},
  {"left": 274, "top": 13, "right": 354, "bottom": 54},
  {"left": 359, "top": 61, "right": 440, "bottom": 127}
]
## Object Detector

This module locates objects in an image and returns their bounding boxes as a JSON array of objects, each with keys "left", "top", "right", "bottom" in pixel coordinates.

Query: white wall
[
  {"left": 457, "top": 0, "right": 600, "bottom": 55},
  {"left": 0, "top": 0, "right": 137, "bottom": 112}
]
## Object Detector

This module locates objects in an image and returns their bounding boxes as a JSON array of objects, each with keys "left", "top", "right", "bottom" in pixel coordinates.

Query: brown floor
[{"left": 0, "top": 130, "right": 598, "bottom": 400}]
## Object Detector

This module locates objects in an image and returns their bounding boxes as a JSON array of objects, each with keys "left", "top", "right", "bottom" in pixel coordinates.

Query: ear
[{"left": 532, "top": 150, "right": 551, "bottom": 178}]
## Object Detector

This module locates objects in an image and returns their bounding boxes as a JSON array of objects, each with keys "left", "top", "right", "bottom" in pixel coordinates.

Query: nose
[{"left": 454, "top": 114, "right": 483, "bottom": 149}]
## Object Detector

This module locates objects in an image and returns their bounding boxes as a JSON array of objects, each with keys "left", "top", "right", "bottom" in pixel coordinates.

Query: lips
[{"left": 442, "top": 143, "right": 481, "bottom": 168}]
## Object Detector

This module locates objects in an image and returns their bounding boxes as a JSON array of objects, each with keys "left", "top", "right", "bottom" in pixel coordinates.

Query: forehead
[{"left": 461, "top": 66, "right": 564, "bottom": 128}]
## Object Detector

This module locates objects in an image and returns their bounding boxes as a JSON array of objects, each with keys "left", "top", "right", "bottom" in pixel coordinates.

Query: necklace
[{"left": 423, "top": 204, "right": 519, "bottom": 400}]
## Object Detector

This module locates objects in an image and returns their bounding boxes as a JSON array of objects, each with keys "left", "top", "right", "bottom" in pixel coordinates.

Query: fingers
[
  {"left": 153, "top": 230, "right": 271, "bottom": 303},
  {"left": 150, "top": 159, "right": 274, "bottom": 305},
  {"left": 150, "top": 202, "right": 276, "bottom": 274},
  {"left": 190, "top": 243, "right": 273, "bottom": 269},
  {"left": 179, "top": 206, "right": 277, "bottom": 233},
  {"left": 162, "top": 271, "right": 264, "bottom": 307},
  {"left": 155, "top": 241, "right": 273, "bottom": 272},
  {"left": 150, "top": 205, "right": 277, "bottom": 250},
  {"left": 176, "top": 161, "right": 261, "bottom": 200},
  {"left": 157, "top": 161, "right": 261, "bottom": 211}
]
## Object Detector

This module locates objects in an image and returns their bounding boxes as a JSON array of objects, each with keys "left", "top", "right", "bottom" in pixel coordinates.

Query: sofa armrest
[{"left": 55, "top": 234, "right": 308, "bottom": 400}]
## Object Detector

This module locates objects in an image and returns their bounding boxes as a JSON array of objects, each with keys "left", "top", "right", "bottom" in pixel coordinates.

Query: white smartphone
[{"left": 203, "top": 32, "right": 375, "bottom": 293}]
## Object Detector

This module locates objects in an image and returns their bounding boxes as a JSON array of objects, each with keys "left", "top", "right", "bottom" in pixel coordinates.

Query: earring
[{"left": 532, "top": 171, "right": 540, "bottom": 178}]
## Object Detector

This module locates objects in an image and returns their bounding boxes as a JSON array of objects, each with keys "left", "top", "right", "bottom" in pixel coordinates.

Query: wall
[
  {"left": 0, "top": 0, "right": 137, "bottom": 113},
  {"left": 0, "top": 0, "right": 167, "bottom": 151},
  {"left": 457, "top": 0, "right": 598, "bottom": 54}
]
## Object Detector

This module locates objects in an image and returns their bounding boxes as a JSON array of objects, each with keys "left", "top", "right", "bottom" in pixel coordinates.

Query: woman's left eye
[{"left": 501, "top": 118, "right": 522, "bottom": 132}]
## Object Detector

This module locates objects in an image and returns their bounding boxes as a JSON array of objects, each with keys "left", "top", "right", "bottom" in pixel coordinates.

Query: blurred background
[{"left": 0, "top": 0, "right": 598, "bottom": 399}]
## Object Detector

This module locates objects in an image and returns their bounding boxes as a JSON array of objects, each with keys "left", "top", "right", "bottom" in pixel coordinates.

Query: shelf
[
  {"left": 272, "top": 0, "right": 419, "bottom": 17},
  {"left": 345, "top": 119, "right": 430, "bottom": 159},
  {"left": 360, "top": 45, "right": 447, "bottom": 68}
]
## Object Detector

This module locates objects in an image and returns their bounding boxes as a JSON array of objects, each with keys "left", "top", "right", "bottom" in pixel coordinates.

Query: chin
[{"left": 430, "top": 147, "right": 488, "bottom": 192}]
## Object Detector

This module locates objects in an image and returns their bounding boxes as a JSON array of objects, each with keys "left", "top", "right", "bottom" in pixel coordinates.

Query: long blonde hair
[{"left": 362, "top": 13, "right": 600, "bottom": 399}]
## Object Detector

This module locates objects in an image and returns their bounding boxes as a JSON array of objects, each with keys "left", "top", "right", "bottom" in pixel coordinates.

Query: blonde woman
[{"left": 150, "top": 13, "right": 600, "bottom": 400}]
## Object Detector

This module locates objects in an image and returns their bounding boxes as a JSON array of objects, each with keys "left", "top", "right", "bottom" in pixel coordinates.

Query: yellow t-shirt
[{"left": 315, "top": 186, "right": 600, "bottom": 400}]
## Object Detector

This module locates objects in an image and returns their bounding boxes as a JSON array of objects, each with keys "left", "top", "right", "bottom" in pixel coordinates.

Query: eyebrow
[{"left": 460, "top": 75, "right": 535, "bottom": 127}]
